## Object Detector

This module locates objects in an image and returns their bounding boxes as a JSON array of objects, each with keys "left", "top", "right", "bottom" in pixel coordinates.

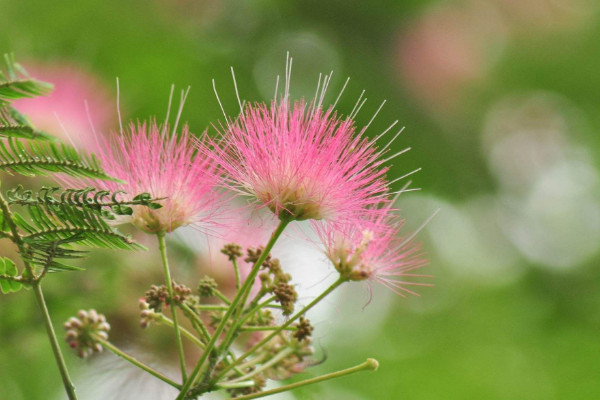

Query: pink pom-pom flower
[
  {"left": 205, "top": 97, "right": 391, "bottom": 228},
  {"left": 317, "top": 202, "right": 435, "bottom": 297},
  {"left": 12, "top": 62, "right": 114, "bottom": 151},
  {"left": 63, "top": 120, "right": 224, "bottom": 234}
]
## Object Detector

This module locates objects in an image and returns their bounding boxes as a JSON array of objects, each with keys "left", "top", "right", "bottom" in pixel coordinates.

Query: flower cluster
[
  {"left": 202, "top": 94, "right": 428, "bottom": 293},
  {"left": 56, "top": 64, "right": 432, "bottom": 400},
  {"left": 3, "top": 56, "right": 433, "bottom": 400},
  {"left": 59, "top": 70, "right": 428, "bottom": 296},
  {"left": 64, "top": 309, "right": 110, "bottom": 358}
]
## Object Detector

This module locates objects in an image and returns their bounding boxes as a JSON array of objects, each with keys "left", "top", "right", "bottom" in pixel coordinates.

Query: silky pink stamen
[
  {"left": 317, "top": 202, "right": 431, "bottom": 297},
  {"left": 204, "top": 99, "right": 390, "bottom": 228},
  {"left": 61, "top": 119, "right": 224, "bottom": 234}
]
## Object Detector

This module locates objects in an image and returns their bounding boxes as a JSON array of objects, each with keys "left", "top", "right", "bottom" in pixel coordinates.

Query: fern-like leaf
[
  {"left": 22, "top": 237, "right": 87, "bottom": 273},
  {"left": 0, "top": 106, "right": 55, "bottom": 141},
  {"left": 7, "top": 185, "right": 163, "bottom": 215},
  {"left": 0, "top": 138, "right": 117, "bottom": 180},
  {"left": 20, "top": 204, "right": 142, "bottom": 251},
  {"left": 11, "top": 201, "right": 144, "bottom": 273},
  {"left": 0, "top": 54, "right": 53, "bottom": 105},
  {"left": 5, "top": 186, "right": 162, "bottom": 272}
]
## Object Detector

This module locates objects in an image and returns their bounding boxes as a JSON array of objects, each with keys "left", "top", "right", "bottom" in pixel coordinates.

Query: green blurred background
[{"left": 1, "top": 0, "right": 600, "bottom": 399}]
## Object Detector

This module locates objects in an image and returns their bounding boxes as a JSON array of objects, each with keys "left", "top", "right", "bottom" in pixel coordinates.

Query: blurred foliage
[{"left": 1, "top": 0, "right": 600, "bottom": 399}]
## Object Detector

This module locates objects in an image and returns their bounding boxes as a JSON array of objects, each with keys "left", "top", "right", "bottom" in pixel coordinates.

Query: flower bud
[
  {"left": 198, "top": 276, "right": 218, "bottom": 298},
  {"left": 221, "top": 243, "right": 243, "bottom": 261},
  {"left": 144, "top": 284, "right": 169, "bottom": 312},
  {"left": 63, "top": 309, "right": 110, "bottom": 358},
  {"left": 293, "top": 317, "right": 313, "bottom": 342},
  {"left": 273, "top": 282, "right": 298, "bottom": 316}
]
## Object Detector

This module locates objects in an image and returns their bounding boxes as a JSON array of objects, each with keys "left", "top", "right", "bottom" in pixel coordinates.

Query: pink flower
[
  {"left": 317, "top": 203, "right": 432, "bottom": 297},
  {"left": 63, "top": 120, "right": 223, "bottom": 234},
  {"left": 205, "top": 99, "right": 390, "bottom": 227},
  {"left": 394, "top": 3, "right": 505, "bottom": 113},
  {"left": 12, "top": 62, "right": 114, "bottom": 150}
]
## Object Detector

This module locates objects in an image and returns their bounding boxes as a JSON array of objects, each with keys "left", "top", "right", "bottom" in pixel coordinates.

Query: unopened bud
[
  {"left": 293, "top": 316, "right": 314, "bottom": 342},
  {"left": 198, "top": 276, "right": 218, "bottom": 297},
  {"left": 221, "top": 243, "right": 243, "bottom": 261},
  {"left": 139, "top": 298, "right": 150, "bottom": 310},
  {"left": 273, "top": 282, "right": 298, "bottom": 316},
  {"left": 64, "top": 309, "right": 110, "bottom": 359}
]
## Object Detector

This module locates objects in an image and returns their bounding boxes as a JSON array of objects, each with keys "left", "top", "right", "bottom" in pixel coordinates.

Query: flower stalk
[
  {"left": 176, "top": 218, "right": 290, "bottom": 399},
  {"left": 157, "top": 314, "right": 205, "bottom": 349},
  {"left": 157, "top": 232, "right": 187, "bottom": 382},
  {"left": 93, "top": 335, "right": 181, "bottom": 389},
  {"left": 231, "top": 358, "right": 379, "bottom": 400},
  {"left": 217, "top": 277, "right": 344, "bottom": 380},
  {"left": 33, "top": 282, "right": 79, "bottom": 400}
]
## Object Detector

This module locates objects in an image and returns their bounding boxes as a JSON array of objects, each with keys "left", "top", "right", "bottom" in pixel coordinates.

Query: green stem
[
  {"left": 217, "top": 222, "right": 291, "bottom": 358},
  {"left": 94, "top": 336, "right": 181, "bottom": 389},
  {"left": 227, "top": 353, "right": 268, "bottom": 377},
  {"left": 0, "top": 193, "right": 19, "bottom": 237},
  {"left": 216, "top": 380, "right": 255, "bottom": 390},
  {"left": 190, "top": 319, "right": 211, "bottom": 344},
  {"left": 0, "top": 192, "right": 30, "bottom": 274},
  {"left": 237, "top": 296, "right": 276, "bottom": 328},
  {"left": 246, "top": 288, "right": 268, "bottom": 312},
  {"left": 193, "top": 304, "right": 228, "bottom": 311},
  {"left": 217, "top": 277, "right": 344, "bottom": 380},
  {"left": 239, "top": 326, "right": 296, "bottom": 332},
  {"left": 224, "top": 353, "right": 248, "bottom": 378},
  {"left": 158, "top": 314, "right": 205, "bottom": 349},
  {"left": 227, "top": 347, "right": 294, "bottom": 384},
  {"left": 0, "top": 274, "right": 24, "bottom": 282},
  {"left": 231, "top": 358, "right": 379, "bottom": 400},
  {"left": 32, "top": 282, "right": 78, "bottom": 400},
  {"left": 232, "top": 258, "right": 241, "bottom": 290},
  {"left": 176, "top": 219, "right": 290, "bottom": 400},
  {"left": 264, "top": 305, "right": 284, "bottom": 310},
  {"left": 157, "top": 232, "right": 187, "bottom": 383},
  {"left": 214, "top": 290, "right": 231, "bottom": 305},
  {"left": 179, "top": 303, "right": 212, "bottom": 343}
]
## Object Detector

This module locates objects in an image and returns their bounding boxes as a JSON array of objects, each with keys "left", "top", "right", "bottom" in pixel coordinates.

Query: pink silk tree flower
[
  {"left": 12, "top": 62, "right": 114, "bottom": 151},
  {"left": 317, "top": 203, "right": 434, "bottom": 297},
  {"left": 206, "top": 98, "right": 391, "bottom": 227},
  {"left": 62, "top": 120, "right": 224, "bottom": 234}
]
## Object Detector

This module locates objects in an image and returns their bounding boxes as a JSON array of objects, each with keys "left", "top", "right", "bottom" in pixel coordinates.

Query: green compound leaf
[
  {"left": 3, "top": 185, "right": 160, "bottom": 274},
  {"left": 21, "top": 204, "right": 143, "bottom": 251},
  {"left": 7, "top": 185, "right": 162, "bottom": 214},
  {"left": 0, "top": 106, "right": 55, "bottom": 141},
  {"left": 0, "top": 138, "right": 118, "bottom": 180},
  {"left": 22, "top": 237, "right": 87, "bottom": 273},
  {"left": 0, "top": 209, "right": 9, "bottom": 234},
  {"left": 0, "top": 257, "right": 22, "bottom": 294},
  {"left": 0, "top": 54, "right": 53, "bottom": 105},
  {"left": 13, "top": 204, "right": 144, "bottom": 274}
]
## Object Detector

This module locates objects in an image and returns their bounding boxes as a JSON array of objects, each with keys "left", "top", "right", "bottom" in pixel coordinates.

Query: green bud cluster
[
  {"left": 145, "top": 282, "right": 191, "bottom": 312},
  {"left": 221, "top": 243, "right": 243, "bottom": 261},
  {"left": 198, "top": 276, "right": 218, "bottom": 297},
  {"left": 293, "top": 316, "right": 314, "bottom": 342},
  {"left": 64, "top": 309, "right": 110, "bottom": 358}
]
